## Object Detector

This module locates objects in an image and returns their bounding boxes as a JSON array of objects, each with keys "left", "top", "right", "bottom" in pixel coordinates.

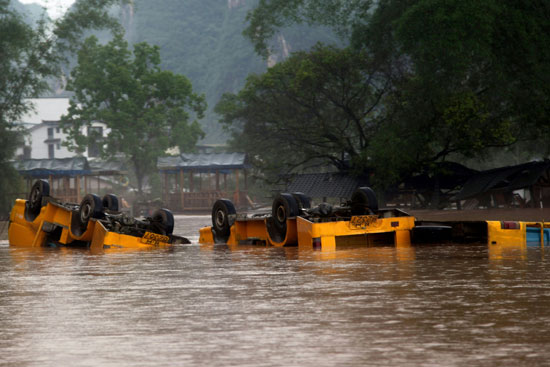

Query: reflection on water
[{"left": 2, "top": 215, "right": 550, "bottom": 366}]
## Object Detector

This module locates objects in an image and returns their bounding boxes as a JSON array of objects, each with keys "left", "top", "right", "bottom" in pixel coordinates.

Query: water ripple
[{"left": 1, "top": 216, "right": 550, "bottom": 366}]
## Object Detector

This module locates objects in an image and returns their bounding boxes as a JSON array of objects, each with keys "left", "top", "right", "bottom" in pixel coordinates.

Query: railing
[
  {"left": 163, "top": 190, "right": 249, "bottom": 212},
  {"left": 163, "top": 191, "right": 221, "bottom": 212}
]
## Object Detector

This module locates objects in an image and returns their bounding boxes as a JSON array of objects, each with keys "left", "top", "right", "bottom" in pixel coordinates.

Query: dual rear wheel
[
  {"left": 78, "top": 193, "right": 121, "bottom": 226},
  {"left": 350, "top": 187, "right": 378, "bottom": 216},
  {"left": 210, "top": 187, "right": 379, "bottom": 243},
  {"left": 25, "top": 179, "right": 50, "bottom": 221},
  {"left": 211, "top": 199, "right": 236, "bottom": 243},
  {"left": 77, "top": 193, "right": 173, "bottom": 236}
]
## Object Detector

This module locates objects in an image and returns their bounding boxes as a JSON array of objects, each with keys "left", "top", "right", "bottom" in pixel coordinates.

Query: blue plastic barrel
[{"left": 526, "top": 227, "right": 550, "bottom": 247}]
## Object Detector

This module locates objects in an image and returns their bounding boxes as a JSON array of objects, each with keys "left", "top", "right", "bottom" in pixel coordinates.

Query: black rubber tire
[
  {"left": 211, "top": 199, "right": 236, "bottom": 241},
  {"left": 151, "top": 208, "right": 175, "bottom": 235},
  {"left": 28, "top": 179, "right": 50, "bottom": 210},
  {"left": 272, "top": 193, "right": 299, "bottom": 229},
  {"left": 350, "top": 187, "right": 378, "bottom": 215},
  {"left": 102, "top": 194, "right": 119, "bottom": 212},
  {"left": 79, "top": 194, "right": 104, "bottom": 224},
  {"left": 291, "top": 192, "right": 311, "bottom": 211}
]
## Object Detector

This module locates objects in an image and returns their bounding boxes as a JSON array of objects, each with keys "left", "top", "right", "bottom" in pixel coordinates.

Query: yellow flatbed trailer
[
  {"left": 199, "top": 188, "right": 550, "bottom": 251},
  {"left": 9, "top": 180, "right": 188, "bottom": 251},
  {"left": 200, "top": 188, "right": 415, "bottom": 249},
  {"left": 411, "top": 219, "right": 550, "bottom": 248},
  {"left": 199, "top": 213, "right": 415, "bottom": 249}
]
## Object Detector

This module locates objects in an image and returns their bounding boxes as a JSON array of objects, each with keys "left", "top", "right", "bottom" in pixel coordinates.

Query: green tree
[
  {"left": 61, "top": 33, "right": 206, "bottom": 193},
  {"left": 0, "top": 0, "right": 123, "bottom": 214},
  {"left": 389, "top": 0, "right": 550, "bottom": 137},
  {"left": 242, "top": 0, "right": 549, "bottom": 187},
  {"left": 363, "top": 0, "right": 545, "bottom": 186},
  {"left": 216, "top": 44, "right": 389, "bottom": 181}
]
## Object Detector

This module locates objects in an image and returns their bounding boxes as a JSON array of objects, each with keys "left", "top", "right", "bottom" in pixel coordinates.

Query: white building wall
[
  {"left": 26, "top": 124, "right": 75, "bottom": 159},
  {"left": 15, "top": 98, "right": 109, "bottom": 160}
]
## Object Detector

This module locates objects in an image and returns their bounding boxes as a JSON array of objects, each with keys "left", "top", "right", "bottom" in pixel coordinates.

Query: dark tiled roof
[
  {"left": 404, "top": 162, "right": 478, "bottom": 191},
  {"left": 12, "top": 157, "right": 91, "bottom": 177},
  {"left": 453, "top": 161, "right": 550, "bottom": 201},
  {"left": 286, "top": 173, "right": 368, "bottom": 199},
  {"left": 157, "top": 153, "right": 248, "bottom": 172},
  {"left": 88, "top": 158, "right": 128, "bottom": 175}
]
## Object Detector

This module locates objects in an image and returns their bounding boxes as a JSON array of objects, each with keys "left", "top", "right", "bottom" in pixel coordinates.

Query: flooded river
[{"left": 2, "top": 215, "right": 550, "bottom": 366}]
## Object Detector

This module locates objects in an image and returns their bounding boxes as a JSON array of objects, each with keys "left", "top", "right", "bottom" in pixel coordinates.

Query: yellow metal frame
[
  {"left": 199, "top": 211, "right": 550, "bottom": 259},
  {"left": 199, "top": 218, "right": 297, "bottom": 247},
  {"left": 487, "top": 220, "right": 550, "bottom": 260},
  {"left": 487, "top": 221, "right": 527, "bottom": 247},
  {"left": 296, "top": 215, "right": 414, "bottom": 251},
  {"left": 9, "top": 199, "right": 172, "bottom": 251},
  {"left": 199, "top": 214, "right": 415, "bottom": 250},
  {"left": 487, "top": 220, "right": 550, "bottom": 248}
]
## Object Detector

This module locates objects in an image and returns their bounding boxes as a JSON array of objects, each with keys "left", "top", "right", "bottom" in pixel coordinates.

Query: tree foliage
[
  {"left": 237, "top": 0, "right": 549, "bottom": 187},
  {"left": 0, "top": 0, "right": 123, "bottom": 214},
  {"left": 61, "top": 33, "right": 206, "bottom": 192},
  {"left": 364, "top": 0, "right": 547, "bottom": 185},
  {"left": 216, "top": 45, "right": 392, "bottom": 181}
]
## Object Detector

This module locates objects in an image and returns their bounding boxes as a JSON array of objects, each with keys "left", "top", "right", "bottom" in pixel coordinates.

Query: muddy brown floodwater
[{"left": 2, "top": 215, "right": 550, "bottom": 366}]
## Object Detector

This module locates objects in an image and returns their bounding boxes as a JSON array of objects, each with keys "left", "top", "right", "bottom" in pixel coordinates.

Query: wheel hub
[
  {"left": 31, "top": 188, "right": 40, "bottom": 203},
  {"left": 215, "top": 210, "right": 225, "bottom": 227},
  {"left": 276, "top": 205, "right": 286, "bottom": 223},
  {"left": 81, "top": 203, "right": 91, "bottom": 222}
]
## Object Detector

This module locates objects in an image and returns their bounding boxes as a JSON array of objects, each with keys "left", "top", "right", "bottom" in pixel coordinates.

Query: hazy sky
[{"left": 18, "top": 0, "right": 75, "bottom": 19}]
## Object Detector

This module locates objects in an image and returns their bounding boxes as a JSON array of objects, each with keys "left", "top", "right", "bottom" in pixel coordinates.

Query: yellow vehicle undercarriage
[
  {"left": 9, "top": 180, "right": 188, "bottom": 251},
  {"left": 200, "top": 188, "right": 415, "bottom": 250},
  {"left": 10, "top": 182, "right": 549, "bottom": 253},
  {"left": 199, "top": 188, "right": 550, "bottom": 252}
]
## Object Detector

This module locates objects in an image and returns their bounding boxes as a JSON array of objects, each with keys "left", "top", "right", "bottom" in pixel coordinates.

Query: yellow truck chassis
[
  {"left": 9, "top": 180, "right": 188, "bottom": 251},
  {"left": 200, "top": 188, "right": 415, "bottom": 249},
  {"left": 199, "top": 188, "right": 550, "bottom": 251}
]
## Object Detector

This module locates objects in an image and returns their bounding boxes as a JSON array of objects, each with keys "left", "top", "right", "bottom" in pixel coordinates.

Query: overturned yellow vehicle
[
  {"left": 9, "top": 180, "right": 188, "bottom": 251},
  {"left": 200, "top": 187, "right": 416, "bottom": 250},
  {"left": 199, "top": 187, "right": 550, "bottom": 251}
]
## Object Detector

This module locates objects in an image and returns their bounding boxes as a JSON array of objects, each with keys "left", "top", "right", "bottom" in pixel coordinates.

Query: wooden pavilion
[
  {"left": 157, "top": 153, "right": 250, "bottom": 212},
  {"left": 13, "top": 157, "right": 91, "bottom": 203},
  {"left": 13, "top": 157, "right": 127, "bottom": 203},
  {"left": 87, "top": 158, "right": 129, "bottom": 193}
]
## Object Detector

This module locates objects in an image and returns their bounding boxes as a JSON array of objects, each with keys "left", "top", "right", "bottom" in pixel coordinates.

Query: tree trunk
[
  {"left": 133, "top": 158, "right": 144, "bottom": 195},
  {"left": 430, "top": 177, "right": 440, "bottom": 209}
]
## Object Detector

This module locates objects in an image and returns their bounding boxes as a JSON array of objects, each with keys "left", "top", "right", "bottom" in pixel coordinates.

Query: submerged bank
[{"left": 410, "top": 208, "right": 550, "bottom": 222}]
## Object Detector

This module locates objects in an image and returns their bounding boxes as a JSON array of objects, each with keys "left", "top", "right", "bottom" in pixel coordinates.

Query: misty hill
[
  {"left": 11, "top": 0, "right": 338, "bottom": 144},
  {"left": 124, "top": 0, "right": 338, "bottom": 144},
  {"left": 10, "top": 0, "right": 47, "bottom": 25}
]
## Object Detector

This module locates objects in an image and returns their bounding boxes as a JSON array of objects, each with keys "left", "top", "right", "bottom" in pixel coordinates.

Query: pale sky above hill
[{"left": 18, "top": 0, "right": 75, "bottom": 19}]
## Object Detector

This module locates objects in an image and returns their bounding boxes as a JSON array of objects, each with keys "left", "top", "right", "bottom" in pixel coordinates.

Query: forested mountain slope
[
  {"left": 11, "top": 0, "right": 337, "bottom": 144},
  {"left": 125, "top": 0, "right": 338, "bottom": 143}
]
